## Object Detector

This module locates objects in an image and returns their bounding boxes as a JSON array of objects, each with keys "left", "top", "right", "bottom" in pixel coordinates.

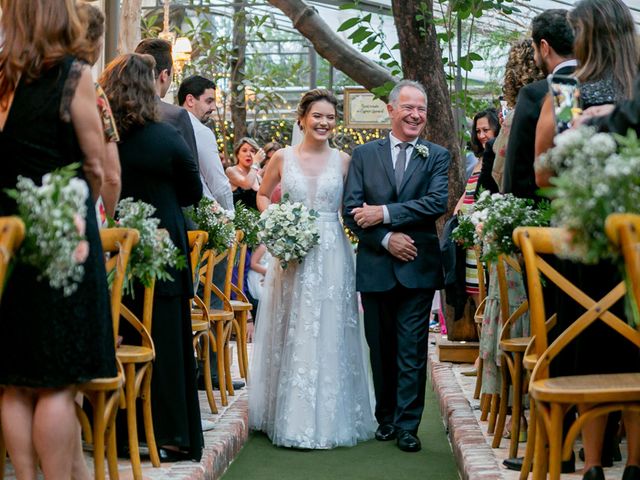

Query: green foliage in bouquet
[
  {"left": 114, "top": 198, "right": 186, "bottom": 291},
  {"left": 541, "top": 127, "right": 640, "bottom": 264},
  {"left": 233, "top": 201, "right": 261, "bottom": 248},
  {"left": 186, "top": 197, "right": 236, "bottom": 253},
  {"left": 5, "top": 163, "right": 89, "bottom": 297}
]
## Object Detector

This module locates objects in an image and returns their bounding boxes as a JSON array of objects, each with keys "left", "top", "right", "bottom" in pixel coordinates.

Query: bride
[{"left": 249, "top": 89, "right": 376, "bottom": 449}]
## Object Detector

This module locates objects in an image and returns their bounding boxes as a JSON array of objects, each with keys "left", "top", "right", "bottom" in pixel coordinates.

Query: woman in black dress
[
  {"left": 0, "top": 0, "right": 116, "bottom": 477},
  {"left": 99, "top": 53, "right": 204, "bottom": 461},
  {"left": 226, "top": 137, "right": 264, "bottom": 210}
]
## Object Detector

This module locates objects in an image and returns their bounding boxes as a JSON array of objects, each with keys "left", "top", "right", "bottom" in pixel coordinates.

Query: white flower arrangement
[
  {"left": 115, "top": 198, "right": 185, "bottom": 290},
  {"left": 415, "top": 144, "right": 430, "bottom": 158},
  {"left": 257, "top": 194, "right": 320, "bottom": 269},
  {"left": 6, "top": 163, "right": 89, "bottom": 296},
  {"left": 453, "top": 190, "right": 549, "bottom": 261},
  {"left": 540, "top": 128, "right": 640, "bottom": 264},
  {"left": 187, "top": 197, "right": 236, "bottom": 253}
]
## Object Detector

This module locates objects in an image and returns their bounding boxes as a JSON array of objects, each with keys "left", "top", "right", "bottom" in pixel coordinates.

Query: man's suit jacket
[
  {"left": 502, "top": 65, "right": 575, "bottom": 200},
  {"left": 590, "top": 74, "right": 640, "bottom": 135},
  {"left": 157, "top": 99, "right": 199, "bottom": 163},
  {"left": 343, "top": 137, "right": 450, "bottom": 292}
]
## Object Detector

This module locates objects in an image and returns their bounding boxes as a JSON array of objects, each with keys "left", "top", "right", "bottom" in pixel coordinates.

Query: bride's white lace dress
[{"left": 249, "top": 146, "right": 376, "bottom": 449}]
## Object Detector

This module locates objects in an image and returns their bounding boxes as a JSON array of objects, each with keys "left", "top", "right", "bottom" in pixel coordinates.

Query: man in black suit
[
  {"left": 134, "top": 39, "right": 199, "bottom": 163},
  {"left": 343, "top": 80, "right": 450, "bottom": 453},
  {"left": 502, "top": 9, "right": 575, "bottom": 200}
]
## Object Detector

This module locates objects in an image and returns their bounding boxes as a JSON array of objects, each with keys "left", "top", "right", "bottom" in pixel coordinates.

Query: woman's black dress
[
  {"left": 117, "top": 121, "right": 204, "bottom": 459},
  {"left": 232, "top": 186, "right": 258, "bottom": 210},
  {"left": 0, "top": 57, "right": 117, "bottom": 387}
]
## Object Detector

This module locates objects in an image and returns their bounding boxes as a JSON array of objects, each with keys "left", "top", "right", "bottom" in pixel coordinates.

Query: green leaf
[
  {"left": 468, "top": 52, "right": 483, "bottom": 61},
  {"left": 339, "top": 2, "right": 358, "bottom": 10},
  {"left": 380, "top": 52, "right": 391, "bottom": 60},
  {"left": 361, "top": 40, "right": 379, "bottom": 52},
  {"left": 349, "top": 26, "right": 373, "bottom": 43},
  {"left": 337, "top": 17, "right": 360, "bottom": 32},
  {"left": 370, "top": 81, "right": 396, "bottom": 100}
]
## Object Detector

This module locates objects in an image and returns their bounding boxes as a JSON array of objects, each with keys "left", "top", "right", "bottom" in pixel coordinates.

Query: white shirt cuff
[
  {"left": 382, "top": 205, "right": 391, "bottom": 224},
  {"left": 381, "top": 232, "right": 392, "bottom": 250}
]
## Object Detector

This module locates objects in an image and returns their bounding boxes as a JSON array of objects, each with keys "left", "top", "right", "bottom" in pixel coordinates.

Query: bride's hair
[{"left": 296, "top": 89, "right": 338, "bottom": 129}]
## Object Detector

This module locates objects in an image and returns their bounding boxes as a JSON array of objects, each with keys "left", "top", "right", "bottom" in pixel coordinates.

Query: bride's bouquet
[
  {"left": 6, "top": 163, "right": 89, "bottom": 296},
  {"left": 258, "top": 194, "right": 320, "bottom": 269}
]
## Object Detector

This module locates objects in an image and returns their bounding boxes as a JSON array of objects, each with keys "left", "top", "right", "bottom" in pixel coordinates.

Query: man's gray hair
[{"left": 388, "top": 80, "right": 428, "bottom": 106}]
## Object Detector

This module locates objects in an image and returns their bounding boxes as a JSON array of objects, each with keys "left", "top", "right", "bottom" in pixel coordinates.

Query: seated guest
[{"left": 100, "top": 53, "right": 204, "bottom": 461}]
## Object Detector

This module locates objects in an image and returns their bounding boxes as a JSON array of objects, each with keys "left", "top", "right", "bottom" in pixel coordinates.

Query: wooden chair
[
  {"left": 193, "top": 243, "right": 236, "bottom": 405},
  {"left": 117, "top": 281, "right": 160, "bottom": 478},
  {"left": 229, "top": 231, "right": 253, "bottom": 381},
  {"left": 0, "top": 217, "right": 25, "bottom": 479},
  {"left": 514, "top": 226, "right": 640, "bottom": 480},
  {"left": 473, "top": 247, "right": 488, "bottom": 404},
  {"left": 188, "top": 231, "right": 217, "bottom": 414},
  {"left": 78, "top": 227, "right": 139, "bottom": 480},
  {"left": 492, "top": 254, "right": 530, "bottom": 458}
]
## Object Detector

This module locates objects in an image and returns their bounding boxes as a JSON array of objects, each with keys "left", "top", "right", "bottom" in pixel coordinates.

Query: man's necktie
[{"left": 395, "top": 142, "right": 410, "bottom": 192}]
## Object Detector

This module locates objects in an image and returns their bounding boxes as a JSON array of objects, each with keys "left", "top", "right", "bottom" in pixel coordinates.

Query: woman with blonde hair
[{"left": 0, "top": 0, "right": 116, "bottom": 477}]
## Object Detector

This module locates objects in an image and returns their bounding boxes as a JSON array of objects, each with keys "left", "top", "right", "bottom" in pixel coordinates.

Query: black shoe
[
  {"left": 623, "top": 465, "right": 640, "bottom": 480},
  {"left": 396, "top": 430, "right": 421, "bottom": 452},
  {"left": 199, "top": 377, "right": 245, "bottom": 391},
  {"left": 375, "top": 423, "right": 397, "bottom": 441},
  {"left": 582, "top": 466, "right": 604, "bottom": 480},
  {"left": 158, "top": 447, "right": 190, "bottom": 462},
  {"left": 503, "top": 453, "right": 575, "bottom": 473}
]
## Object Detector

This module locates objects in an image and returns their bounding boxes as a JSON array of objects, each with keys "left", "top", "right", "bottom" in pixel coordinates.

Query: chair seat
[
  {"left": 230, "top": 299, "right": 252, "bottom": 311},
  {"left": 523, "top": 353, "right": 538, "bottom": 371},
  {"left": 117, "top": 345, "right": 154, "bottom": 363},
  {"left": 192, "top": 309, "right": 234, "bottom": 322},
  {"left": 500, "top": 336, "right": 530, "bottom": 353},
  {"left": 192, "top": 318, "right": 209, "bottom": 331},
  {"left": 530, "top": 372, "right": 640, "bottom": 403}
]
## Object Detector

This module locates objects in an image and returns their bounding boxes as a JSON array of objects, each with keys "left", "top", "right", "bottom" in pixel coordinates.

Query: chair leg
[
  {"left": 106, "top": 400, "right": 120, "bottom": 480},
  {"left": 141, "top": 366, "right": 160, "bottom": 467},
  {"left": 488, "top": 393, "right": 500, "bottom": 434},
  {"left": 234, "top": 317, "right": 246, "bottom": 380},
  {"left": 480, "top": 393, "right": 490, "bottom": 421},
  {"left": 240, "top": 312, "right": 249, "bottom": 381},
  {"left": 224, "top": 326, "right": 235, "bottom": 397},
  {"left": 76, "top": 403, "right": 94, "bottom": 445},
  {"left": 124, "top": 364, "right": 142, "bottom": 480},
  {"left": 211, "top": 325, "right": 227, "bottom": 406},
  {"left": 92, "top": 392, "right": 107, "bottom": 480},
  {"left": 548, "top": 404, "right": 563, "bottom": 480},
  {"left": 532, "top": 409, "right": 548, "bottom": 480},
  {"left": 520, "top": 397, "right": 536, "bottom": 480},
  {"left": 492, "top": 361, "right": 510, "bottom": 447},
  {"left": 200, "top": 333, "right": 218, "bottom": 414},
  {"left": 509, "top": 352, "right": 524, "bottom": 458},
  {"left": 473, "top": 357, "right": 483, "bottom": 400}
]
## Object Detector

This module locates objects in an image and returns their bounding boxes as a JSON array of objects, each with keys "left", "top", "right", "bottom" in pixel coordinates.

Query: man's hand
[
  {"left": 388, "top": 232, "right": 417, "bottom": 262},
  {"left": 352, "top": 203, "right": 384, "bottom": 229},
  {"left": 246, "top": 322, "right": 254, "bottom": 343}
]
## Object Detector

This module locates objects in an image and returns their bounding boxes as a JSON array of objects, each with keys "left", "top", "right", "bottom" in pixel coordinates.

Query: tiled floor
[{"left": 429, "top": 332, "right": 629, "bottom": 479}]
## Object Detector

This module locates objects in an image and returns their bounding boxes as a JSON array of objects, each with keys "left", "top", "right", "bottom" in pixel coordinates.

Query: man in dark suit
[
  {"left": 502, "top": 9, "right": 575, "bottom": 200},
  {"left": 343, "top": 80, "right": 450, "bottom": 453},
  {"left": 134, "top": 39, "right": 199, "bottom": 163}
]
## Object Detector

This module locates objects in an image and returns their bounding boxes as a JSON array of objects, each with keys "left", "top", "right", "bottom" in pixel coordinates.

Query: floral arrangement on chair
[
  {"left": 114, "top": 198, "right": 185, "bottom": 291},
  {"left": 537, "top": 126, "right": 640, "bottom": 264},
  {"left": 233, "top": 201, "right": 261, "bottom": 248},
  {"left": 6, "top": 163, "right": 89, "bottom": 296},
  {"left": 258, "top": 193, "right": 319, "bottom": 269},
  {"left": 187, "top": 197, "right": 236, "bottom": 253},
  {"left": 453, "top": 190, "right": 550, "bottom": 262}
]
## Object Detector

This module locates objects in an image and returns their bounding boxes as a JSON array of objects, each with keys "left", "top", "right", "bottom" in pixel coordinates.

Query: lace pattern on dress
[{"left": 59, "top": 59, "right": 85, "bottom": 123}]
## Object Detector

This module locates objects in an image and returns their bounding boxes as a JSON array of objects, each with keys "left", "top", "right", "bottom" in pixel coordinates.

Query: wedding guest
[
  {"left": 76, "top": 1, "right": 121, "bottom": 218},
  {"left": 0, "top": 0, "right": 116, "bottom": 477},
  {"left": 453, "top": 108, "right": 500, "bottom": 307},
  {"left": 178, "top": 74, "right": 234, "bottom": 210},
  {"left": 262, "top": 141, "right": 283, "bottom": 203},
  {"left": 246, "top": 243, "right": 272, "bottom": 314},
  {"left": 100, "top": 53, "right": 204, "bottom": 462},
  {"left": 226, "top": 137, "right": 264, "bottom": 209},
  {"left": 534, "top": 2, "right": 640, "bottom": 478}
]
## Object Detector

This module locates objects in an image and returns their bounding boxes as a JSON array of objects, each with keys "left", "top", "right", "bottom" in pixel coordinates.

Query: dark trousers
[{"left": 361, "top": 285, "right": 435, "bottom": 433}]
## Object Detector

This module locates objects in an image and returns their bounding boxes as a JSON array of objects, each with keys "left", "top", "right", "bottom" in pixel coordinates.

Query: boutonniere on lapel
[{"left": 415, "top": 144, "right": 429, "bottom": 158}]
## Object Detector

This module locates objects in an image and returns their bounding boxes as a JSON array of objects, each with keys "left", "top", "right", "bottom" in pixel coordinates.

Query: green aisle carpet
[{"left": 222, "top": 385, "right": 459, "bottom": 480}]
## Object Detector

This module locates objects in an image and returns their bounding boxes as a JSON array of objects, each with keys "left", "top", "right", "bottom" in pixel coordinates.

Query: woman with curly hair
[
  {"left": 492, "top": 38, "right": 545, "bottom": 187},
  {"left": 99, "top": 53, "right": 204, "bottom": 461}
]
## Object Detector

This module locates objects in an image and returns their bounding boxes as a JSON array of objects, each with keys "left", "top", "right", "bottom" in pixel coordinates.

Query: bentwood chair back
[
  {"left": 228, "top": 230, "right": 252, "bottom": 380},
  {"left": 514, "top": 226, "right": 640, "bottom": 480},
  {"left": 0, "top": 217, "right": 25, "bottom": 479},
  {"left": 78, "top": 227, "right": 138, "bottom": 480}
]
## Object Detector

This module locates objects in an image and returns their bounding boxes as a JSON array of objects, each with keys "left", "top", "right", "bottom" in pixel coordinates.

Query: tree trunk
[
  {"left": 118, "top": 0, "right": 143, "bottom": 54},
  {"left": 231, "top": 1, "right": 248, "bottom": 142},
  {"left": 266, "top": 0, "right": 395, "bottom": 92}
]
